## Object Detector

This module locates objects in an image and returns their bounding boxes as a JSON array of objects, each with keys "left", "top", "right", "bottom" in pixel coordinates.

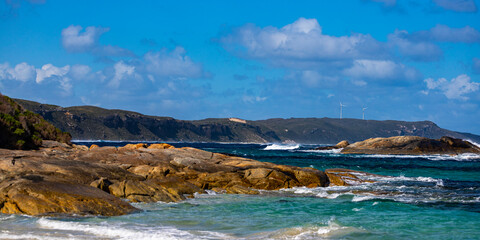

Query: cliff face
[
  {"left": 14, "top": 98, "right": 480, "bottom": 144},
  {"left": 0, "top": 95, "right": 71, "bottom": 149}
]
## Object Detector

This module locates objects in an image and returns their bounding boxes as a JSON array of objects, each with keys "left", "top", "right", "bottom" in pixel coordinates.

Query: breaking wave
[
  {"left": 264, "top": 144, "right": 300, "bottom": 150},
  {"left": 36, "top": 218, "right": 232, "bottom": 240}
]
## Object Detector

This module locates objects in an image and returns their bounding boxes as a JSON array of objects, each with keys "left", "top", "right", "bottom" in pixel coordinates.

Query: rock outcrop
[
  {"left": 315, "top": 140, "right": 350, "bottom": 150},
  {"left": 0, "top": 142, "right": 331, "bottom": 216},
  {"left": 340, "top": 136, "right": 480, "bottom": 155}
]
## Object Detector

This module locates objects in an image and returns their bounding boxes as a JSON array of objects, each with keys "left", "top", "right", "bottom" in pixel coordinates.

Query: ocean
[{"left": 1, "top": 141, "right": 480, "bottom": 239}]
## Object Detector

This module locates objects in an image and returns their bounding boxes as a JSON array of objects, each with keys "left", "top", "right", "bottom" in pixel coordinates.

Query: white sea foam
[
  {"left": 264, "top": 143, "right": 300, "bottom": 150},
  {"left": 303, "top": 148, "right": 343, "bottom": 154},
  {"left": 37, "top": 218, "right": 232, "bottom": 240},
  {"left": 0, "top": 215, "right": 15, "bottom": 221},
  {"left": 261, "top": 217, "right": 366, "bottom": 239},
  {"left": 466, "top": 140, "right": 480, "bottom": 148},
  {"left": 0, "top": 232, "right": 75, "bottom": 240}
]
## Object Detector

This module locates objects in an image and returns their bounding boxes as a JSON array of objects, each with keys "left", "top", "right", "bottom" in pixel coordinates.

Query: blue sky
[{"left": 1, "top": 0, "right": 480, "bottom": 134}]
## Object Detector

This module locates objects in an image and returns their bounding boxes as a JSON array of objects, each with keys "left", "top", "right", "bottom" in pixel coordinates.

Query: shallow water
[{"left": 2, "top": 141, "right": 480, "bottom": 239}]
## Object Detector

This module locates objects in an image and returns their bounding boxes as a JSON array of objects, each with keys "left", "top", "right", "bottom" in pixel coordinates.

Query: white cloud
[
  {"left": 35, "top": 64, "right": 72, "bottom": 95},
  {"left": 242, "top": 95, "right": 267, "bottom": 104},
  {"left": 61, "top": 25, "right": 133, "bottom": 57},
  {"left": 425, "top": 74, "right": 479, "bottom": 100},
  {"left": 387, "top": 25, "right": 480, "bottom": 62},
  {"left": 62, "top": 25, "right": 107, "bottom": 52},
  {"left": 36, "top": 64, "right": 70, "bottom": 83},
  {"left": 433, "top": 0, "right": 477, "bottom": 12},
  {"left": 416, "top": 25, "right": 480, "bottom": 43},
  {"left": 0, "top": 62, "right": 36, "bottom": 82},
  {"left": 221, "top": 17, "right": 387, "bottom": 68},
  {"left": 108, "top": 61, "right": 141, "bottom": 88},
  {"left": 344, "top": 59, "right": 420, "bottom": 81},
  {"left": 143, "top": 47, "right": 204, "bottom": 80}
]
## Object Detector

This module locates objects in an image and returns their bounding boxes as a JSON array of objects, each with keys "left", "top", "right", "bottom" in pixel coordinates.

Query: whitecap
[
  {"left": 258, "top": 217, "right": 366, "bottom": 239},
  {"left": 264, "top": 144, "right": 300, "bottom": 150},
  {"left": 37, "top": 218, "right": 232, "bottom": 240},
  {"left": 300, "top": 148, "right": 343, "bottom": 154}
]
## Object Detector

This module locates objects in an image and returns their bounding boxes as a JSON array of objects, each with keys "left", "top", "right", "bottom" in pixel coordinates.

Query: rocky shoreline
[{"left": 0, "top": 141, "right": 364, "bottom": 217}]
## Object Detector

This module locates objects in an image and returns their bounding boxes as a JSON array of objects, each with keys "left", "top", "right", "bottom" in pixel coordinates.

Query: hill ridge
[{"left": 14, "top": 98, "right": 480, "bottom": 144}]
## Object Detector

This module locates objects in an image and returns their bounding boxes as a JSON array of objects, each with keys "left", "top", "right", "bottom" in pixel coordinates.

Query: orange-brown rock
[
  {"left": 324, "top": 168, "right": 379, "bottom": 186},
  {"left": 0, "top": 177, "right": 137, "bottom": 216},
  {"left": 148, "top": 143, "right": 175, "bottom": 149},
  {"left": 0, "top": 141, "right": 331, "bottom": 216},
  {"left": 341, "top": 136, "right": 480, "bottom": 155},
  {"left": 119, "top": 143, "right": 148, "bottom": 150}
]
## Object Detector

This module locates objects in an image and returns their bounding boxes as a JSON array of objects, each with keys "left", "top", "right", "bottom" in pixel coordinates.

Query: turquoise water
[{"left": 1, "top": 142, "right": 480, "bottom": 239}]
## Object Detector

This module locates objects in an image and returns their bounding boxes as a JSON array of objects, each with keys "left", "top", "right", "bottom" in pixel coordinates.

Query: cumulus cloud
[
  {"left": 35, "top": 64, "right": 70, "bottom": 83},
  {"left": 425, "top": 74, "right": 479, "bottom": 100},
  {"left": 388, "top": 25, "right": 480, "bottom": 61},
  {"left": 433, "top": 0, "right": 477, "bottom": 12},
  {"left": 35, "top": 64, "right": 72, "bottom": 95},
  {"left": 220, "top": 17, "right": 387, "bottom": 68},
  {"left": 142, "top": 47, "right": 204, "bottom": 80},
  {"left": 61, "top": 25, "right": 134, "bottom": 57},
  {"left": 344, "top": 60, "right": 421, "bottom": 82},
  {"left": 108, "top": 61, "right": 139, "bottom": 88},
  {"left": 413, "top": 25, "right": 480, "bottom": 43},
  {"left": 0, "top": 62, "right": 36, "bottom": 82}
]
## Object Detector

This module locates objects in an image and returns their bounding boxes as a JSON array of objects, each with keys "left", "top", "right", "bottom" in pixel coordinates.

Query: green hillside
[{"left": 0, "top": 95, "right": 71, "bottom": 149}]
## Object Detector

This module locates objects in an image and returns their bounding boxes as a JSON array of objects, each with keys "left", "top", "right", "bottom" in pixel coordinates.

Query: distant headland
[{"left": 14, "top": 98, "right": 480, "bottom": 144}]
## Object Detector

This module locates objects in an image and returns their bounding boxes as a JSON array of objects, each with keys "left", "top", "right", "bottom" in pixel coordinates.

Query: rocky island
[{"left": 319, "top": 136, "right": 480, "bottom": 155}]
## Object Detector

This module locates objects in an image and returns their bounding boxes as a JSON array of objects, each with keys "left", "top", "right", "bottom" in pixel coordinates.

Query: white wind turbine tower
[
  {"left": 340, "top": 102, "right": 346, "bottom": 119},
  {"left": 362, "top": 107, "right": 368, "bottom": 120}
]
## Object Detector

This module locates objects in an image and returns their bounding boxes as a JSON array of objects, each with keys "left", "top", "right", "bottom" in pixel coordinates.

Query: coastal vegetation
[{"left": 0, "top": 94, "right": 71, "bottom": 149}]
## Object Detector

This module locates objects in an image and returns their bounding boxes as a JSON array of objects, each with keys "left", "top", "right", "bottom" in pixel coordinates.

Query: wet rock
[
  {"left": 315, "top": 140, "right": 350, "bottom": 150},
  {"left": 325, "top": 168, "right": 378, "bottom": 186}
]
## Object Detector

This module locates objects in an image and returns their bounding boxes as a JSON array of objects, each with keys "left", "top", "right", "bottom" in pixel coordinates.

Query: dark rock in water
[
  {"left": 316, "top": 140, "right": 350, "bottom": 150},
  {"left": 341, "top": 136, "right": 480, "bottom": 155}
]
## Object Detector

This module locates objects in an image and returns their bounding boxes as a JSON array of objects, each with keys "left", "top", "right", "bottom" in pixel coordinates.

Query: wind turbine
[
  {"left": 362, "top": 107, "right": 368, "bottom": 120},
  {"left": 340, "top": 102, "right": 346, "bottom": 119}
]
